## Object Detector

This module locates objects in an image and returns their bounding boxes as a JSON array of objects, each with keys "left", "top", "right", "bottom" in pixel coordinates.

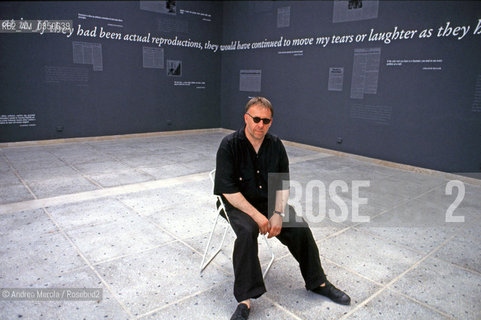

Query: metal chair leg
[
  {"left": 200, "top": 212, "right": 230, "bottom": 273},
  {"left": 262, "top": 234, "right": 275, "bottom": 279}
]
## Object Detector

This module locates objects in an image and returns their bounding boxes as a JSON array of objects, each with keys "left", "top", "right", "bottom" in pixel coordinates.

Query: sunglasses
[{"left": 246, "top": 112, "right": 271, "bottom": 124}]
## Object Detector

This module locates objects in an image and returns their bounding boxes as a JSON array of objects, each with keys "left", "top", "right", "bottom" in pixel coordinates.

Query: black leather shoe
[
  {"left": 230, "top": 303, "right": 250, "bottom": 320},
  {"left": 311, "top": 281, "right": 351, "bottom": 305}
]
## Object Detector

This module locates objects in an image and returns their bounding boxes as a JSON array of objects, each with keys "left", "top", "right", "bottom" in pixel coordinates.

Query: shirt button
[
  {"left": 256, "top": 170, "right": 260, "bottom": 174},
  {"left": 259, "top": 185, "right": 263, "bottom": 189}
]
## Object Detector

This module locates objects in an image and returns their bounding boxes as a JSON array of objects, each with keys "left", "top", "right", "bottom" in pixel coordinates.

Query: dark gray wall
[
  {"left": 0, "top": 1, "right": 222, "bottom": 141},
  {"left": 220, "top": 1, "right": 481, "bottom": 173},
  {"left": 1, "top": 1, "right": 480, "bottom": 174}
]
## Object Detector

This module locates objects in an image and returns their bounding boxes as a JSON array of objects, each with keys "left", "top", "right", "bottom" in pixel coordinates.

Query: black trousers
[{"left": 225, "top": 205, "right": 327, "bottom": 302}]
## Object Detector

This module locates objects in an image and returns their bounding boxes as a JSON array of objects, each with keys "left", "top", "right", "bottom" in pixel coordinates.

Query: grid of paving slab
[{"left": 0, "top": 130, "right": 480, "bottom": 320}]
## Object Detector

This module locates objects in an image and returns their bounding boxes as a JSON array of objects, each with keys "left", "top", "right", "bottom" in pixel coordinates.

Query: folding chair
[{"left": 200, "top": 169, "right": 275, "bottom": 279}]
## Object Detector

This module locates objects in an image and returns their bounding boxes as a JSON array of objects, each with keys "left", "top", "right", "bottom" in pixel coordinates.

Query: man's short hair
[{"left": 245, "top": 97, "right": 274, "bottom": 117}]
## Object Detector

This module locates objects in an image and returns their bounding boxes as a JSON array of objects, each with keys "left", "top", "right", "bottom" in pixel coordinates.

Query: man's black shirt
[{"left": 214, "top": 127, "right": 289, "bottom": 213}]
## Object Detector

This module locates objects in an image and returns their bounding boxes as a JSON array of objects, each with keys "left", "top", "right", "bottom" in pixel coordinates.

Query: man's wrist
[{"left": 273, "top": 210, "right": 285, "bottom": 217}]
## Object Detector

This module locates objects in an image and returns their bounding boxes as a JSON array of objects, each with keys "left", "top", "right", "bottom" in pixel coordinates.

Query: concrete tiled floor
[{"left": 0, "top": 129, "right": 480, "bottom": 319}]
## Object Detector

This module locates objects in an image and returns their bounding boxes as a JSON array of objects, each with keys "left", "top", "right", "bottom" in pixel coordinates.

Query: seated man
[{"left": 214, "top": 97, "right": 351, "bottom": 320}]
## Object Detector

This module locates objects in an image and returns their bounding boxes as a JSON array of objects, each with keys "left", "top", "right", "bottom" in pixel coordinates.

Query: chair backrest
[
  {"left": 209, "top": 169, "right": 230, "bottom": 223},
  {"left": 209, "top": 169, "right": 216, "bottom": 193}
]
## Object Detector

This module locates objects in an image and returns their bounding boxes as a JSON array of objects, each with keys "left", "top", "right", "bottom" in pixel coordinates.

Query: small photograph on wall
[
  {"left": 140, "top": 0, "right": 176, "bottom": 15},
  {"left": 167, "top": 60, "right": 182, "bottom": 76},
  {"left": 333, "top": 0, "right": 378, "bottom": 23}
]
